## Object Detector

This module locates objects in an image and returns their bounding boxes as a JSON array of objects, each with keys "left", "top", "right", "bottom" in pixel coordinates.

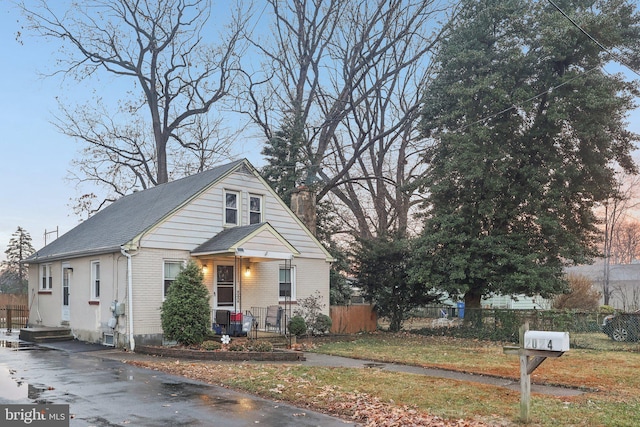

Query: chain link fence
[{"left": 401, "top": 306, "right": 640, "bottom": 352}]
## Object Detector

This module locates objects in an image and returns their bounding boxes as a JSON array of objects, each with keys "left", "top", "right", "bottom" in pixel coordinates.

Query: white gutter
[{"left": 120, "top": 246, "right": 135, "bottom": 352}]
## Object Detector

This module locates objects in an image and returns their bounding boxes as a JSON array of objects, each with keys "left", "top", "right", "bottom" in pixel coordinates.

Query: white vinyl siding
[{"left": 140, "top": 169, "right": 329, "bottom": 259}]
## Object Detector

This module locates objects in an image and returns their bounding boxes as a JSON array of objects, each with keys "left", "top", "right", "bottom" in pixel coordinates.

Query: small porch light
[
  {"left": 245, "top": 266, "right": 251, "bottom": 277},
  {"left": 202, "top": 264, "right": 208, "bottom": 274}
]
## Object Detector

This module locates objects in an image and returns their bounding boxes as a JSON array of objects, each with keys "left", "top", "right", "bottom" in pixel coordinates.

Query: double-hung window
[
  {"left": 249, "top": 194, "right": 263, "bottom": 224},
  {"left": 224, "top": 190, "right": 239, "bottom": 226},
  {"left": 278, "top": 266, "right": 296, "bottom": 301},
  {"left": 163, "top": 261, "right": 183, "bottom": 299},
  {"left": 40, "top": 264, "right": 52, "bottom": 291},
  {"left": 91, "top": 261, "right": 100, "bottom": 300}
]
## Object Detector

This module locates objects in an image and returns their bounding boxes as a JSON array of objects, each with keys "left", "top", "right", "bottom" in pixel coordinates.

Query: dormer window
[{"left": 224, "top": 190, "right": 239, "bottom": 226}]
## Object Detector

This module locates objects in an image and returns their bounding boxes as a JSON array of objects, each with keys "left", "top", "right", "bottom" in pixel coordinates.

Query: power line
[
  {"left": 546, "top": 0, "right": 640, "bottom": 78},
  {"left": 449, "top": 1, "right": 640, "bottom": 134},
  {"left": 454, "top": 65, "right": 601, "bottom": 133}
]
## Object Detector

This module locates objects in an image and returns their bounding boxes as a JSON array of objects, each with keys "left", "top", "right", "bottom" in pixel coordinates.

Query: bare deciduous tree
[
  {"left": 240, "top": 0, "right": 452, "bottom": 238},
  {"left": 19, "top": 0, "right": 249, "bottom": 213},
  {"left": 599, "top": 172, "right": 640, "bottom": 304},
  {"left": 612, "top": 220, "right": 640, "bottom": 264}
]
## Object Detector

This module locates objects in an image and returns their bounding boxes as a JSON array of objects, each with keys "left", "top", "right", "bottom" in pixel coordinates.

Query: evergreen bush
[
  {"left": 314, "top": 314, "right": 333, "bottom": 334},
  {"left": 228, "top": 342, "right": 246, "bottom": 351},
  {"left": 202, "top": 340, "right": 222, "bottom": 351},
  {"left": 288, "top": 315, "right": 307, "bottom": 337},
  {"left": 251, "top": 341, "right": 274, "bottom": 352},
  {"left": 160, "top": 261, "right": 210, "bottom": 346}
]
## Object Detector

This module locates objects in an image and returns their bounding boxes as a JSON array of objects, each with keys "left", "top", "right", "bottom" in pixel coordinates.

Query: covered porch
[{"left": 191, "top": 222, "right": 299, "bottom": 337}]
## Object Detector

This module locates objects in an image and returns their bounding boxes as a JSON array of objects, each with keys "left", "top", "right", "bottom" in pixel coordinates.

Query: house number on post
[{"left": 503, "top": 323, "right": 569, "bottom": 423}]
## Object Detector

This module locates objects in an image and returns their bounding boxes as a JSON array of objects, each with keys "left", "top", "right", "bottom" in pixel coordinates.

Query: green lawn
[{"left": 311, "top": 334, "right": 640, "bottom": 425}]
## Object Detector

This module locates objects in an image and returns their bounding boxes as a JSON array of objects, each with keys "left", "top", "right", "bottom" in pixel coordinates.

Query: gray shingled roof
[
  {"left": 192, "top": 222, "right": 267, "bottom": 254},
  {"left": 26, "top": 159, "right": 246, "bottom": 263}
]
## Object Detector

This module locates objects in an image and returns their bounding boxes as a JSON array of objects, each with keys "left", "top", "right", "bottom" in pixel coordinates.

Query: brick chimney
[{"left": 290, "top": 185, "right": 317, "bottom": 236}]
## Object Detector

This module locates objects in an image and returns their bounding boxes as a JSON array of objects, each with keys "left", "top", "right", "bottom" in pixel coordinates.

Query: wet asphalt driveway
[{"left": 0, "top": 337, "right": 352, "bottom": 427}]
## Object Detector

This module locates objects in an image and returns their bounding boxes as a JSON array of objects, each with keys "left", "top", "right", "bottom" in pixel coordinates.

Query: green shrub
[
  {"left": 201, "top": 340, "right": 222, "bottom": 351},
  {"left": 314, "top": 314, "right": 333, "bottom": 334},
  {"left": 228, "top": 342, "right": 247, "bottom": 351},
  {"left": 600, "top": 305, "right": 615, "bottom": 315},
  {"left": 288, "top": 315, "right": 307, "bottom": 337},
  {"left": 250, "top": 341, "right": 274, "bottom": 352},
  {"left": 160, "top": 261, "right": 210, "bottom": 346}
]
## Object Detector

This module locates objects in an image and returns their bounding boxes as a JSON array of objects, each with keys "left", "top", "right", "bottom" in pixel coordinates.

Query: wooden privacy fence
[
  {"left": 0, "top": 294, "right": 28, "bottom": 307},
  {"left": 1, "top": 305, "right": 29, "bottom": 330},
  {"left": 330, "top": 305, "right": 377, "bottom": 334}
]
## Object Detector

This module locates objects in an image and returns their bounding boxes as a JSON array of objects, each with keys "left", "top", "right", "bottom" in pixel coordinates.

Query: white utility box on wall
[{"left": 523, "top": 331, "right": 570, "bottom": 352}]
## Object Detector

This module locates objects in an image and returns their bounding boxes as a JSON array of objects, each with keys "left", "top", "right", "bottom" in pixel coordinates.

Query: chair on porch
[
  {"left": 265, "top": 305, "right": 282, "bottom": 333},
  {"left": 214, "top": 309, "right": 231, "bottom": 334}
]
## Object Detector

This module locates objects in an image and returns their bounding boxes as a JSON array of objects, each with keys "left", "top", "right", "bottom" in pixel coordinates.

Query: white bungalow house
[{"left": 25, "top": 159, "right": 333, "bottom": 349}]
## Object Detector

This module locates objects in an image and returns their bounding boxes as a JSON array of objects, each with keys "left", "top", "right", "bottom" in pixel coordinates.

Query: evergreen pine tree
[
  {"left": 1, "top": 227, "right": 35, "bottom": 294},
  {"left": 413, "top": 0, "right": 640, "bottom": 308},
  {"left": 261, "top": 115, "right": 306, "bottom": 206}
]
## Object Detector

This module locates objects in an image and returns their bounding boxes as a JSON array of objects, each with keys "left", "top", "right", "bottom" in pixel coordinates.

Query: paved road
[{"left": 0, "top": 334, "right": 353, "bottom": 427}]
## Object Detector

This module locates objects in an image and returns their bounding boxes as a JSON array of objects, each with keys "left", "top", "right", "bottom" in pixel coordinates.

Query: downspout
[{"left": 120, "top": 246, "right": 135, "bottom": 352}]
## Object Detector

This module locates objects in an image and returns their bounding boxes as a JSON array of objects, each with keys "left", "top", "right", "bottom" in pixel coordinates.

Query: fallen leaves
[{"left": 127, "top": 360, "right": 493, "bottom": 426}]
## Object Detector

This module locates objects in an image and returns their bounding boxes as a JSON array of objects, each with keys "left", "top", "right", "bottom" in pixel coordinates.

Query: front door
[
  {"left": 214, "top": 264, "right": 235, "bottom": 309},
  {"left": 62, "top": 265, "right": 71, "bottom": 322}
]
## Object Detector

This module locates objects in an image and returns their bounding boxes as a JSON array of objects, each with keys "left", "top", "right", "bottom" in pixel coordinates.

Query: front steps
[{"left": 19, "top": 327, "right": 74, "bottom": 343}]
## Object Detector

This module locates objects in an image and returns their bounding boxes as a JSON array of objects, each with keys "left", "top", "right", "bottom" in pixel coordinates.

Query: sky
[
  {"left": 0, "top": 5, "right": 81, "bottom": 256},
  {"left": 0, "top": 2, "right": 639, "bottom": 261},
  {"left": 0, "top": 2, "right": 262, "bottom": 258}
]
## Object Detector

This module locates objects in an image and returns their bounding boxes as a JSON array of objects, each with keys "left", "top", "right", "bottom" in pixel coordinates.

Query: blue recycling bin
[{"left": 457, "top": 302, "right": 465, "bottom": 319}]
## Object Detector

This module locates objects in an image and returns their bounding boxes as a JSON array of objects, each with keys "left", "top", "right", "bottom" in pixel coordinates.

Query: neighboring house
[
  {"left": 25, "top": 159, "right": 333, "bottom": 349},
  {"left": 435, "top": 294, "right": 550, "bottom": 311},
  {"left": 565, "top": 261, "right": 640, "bottom": 311},
  {"left": 481, "top": 294, "right": 550, "bottom": 310}
]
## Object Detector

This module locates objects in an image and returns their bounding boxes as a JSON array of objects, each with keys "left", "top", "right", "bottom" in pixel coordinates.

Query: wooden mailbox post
[{"left": 503, "top": 322, "right": 569, "bottom": 422}]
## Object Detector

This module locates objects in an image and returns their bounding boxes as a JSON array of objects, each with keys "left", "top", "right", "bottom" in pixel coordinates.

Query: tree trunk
[{"left": 464, "top": 287, "right": 483, "bottom": 327}]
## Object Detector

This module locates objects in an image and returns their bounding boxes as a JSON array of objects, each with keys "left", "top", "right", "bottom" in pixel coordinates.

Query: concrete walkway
[{"left": 300, "top": 353, "right": 584, "bottom": 397}]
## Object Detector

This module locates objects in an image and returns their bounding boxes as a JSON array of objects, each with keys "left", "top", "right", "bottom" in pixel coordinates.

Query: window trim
[
  {"left": 163, "top": 260, "right": 185, "bottom": 300},
  {"left": 278, "top": 265, "right": 296, "bottom": 302},
  {"left": 40, "top": 264, "right": 52, "bottom": 291},
  {"left": 90, "top": 260, "right": 100, "bottom": 301},
  {"left": 249, "top": 194, "right": 263, "bottom": 225},
  {"left": 224, "top": 189, "right": 240, "bottom": 226}
]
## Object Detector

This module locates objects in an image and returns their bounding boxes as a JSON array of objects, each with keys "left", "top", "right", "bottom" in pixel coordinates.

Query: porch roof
[{"left": 191, "top": 222, "right": 299, "bottom": 260}]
